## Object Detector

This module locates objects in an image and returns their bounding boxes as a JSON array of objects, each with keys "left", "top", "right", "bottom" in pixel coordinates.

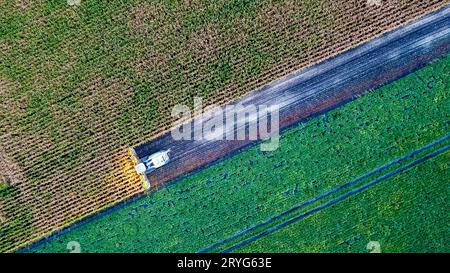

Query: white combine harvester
[{"left": 128, "top": 148, "right": 171, "bottom": 190}]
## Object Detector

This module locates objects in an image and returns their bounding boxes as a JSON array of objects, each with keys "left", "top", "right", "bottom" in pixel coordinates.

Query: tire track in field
[{"left": 198, "top": 134, "right": 450, "bottom": 253}]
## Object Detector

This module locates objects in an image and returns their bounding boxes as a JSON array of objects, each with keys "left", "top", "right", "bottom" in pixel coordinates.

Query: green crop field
[
  {"left": 25, "top": 53, "right": 450, "bottom": 253},
  {"left": 236, "top": 153, "right": 449, "bottom": 253}
]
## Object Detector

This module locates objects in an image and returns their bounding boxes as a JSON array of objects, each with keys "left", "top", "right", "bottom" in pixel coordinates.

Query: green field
[
  {"left": 25, "top": 53, "right": 450, "bottom": 253},
  {"left": 236, "top": 153, "right": 449, "bottom": 253}
]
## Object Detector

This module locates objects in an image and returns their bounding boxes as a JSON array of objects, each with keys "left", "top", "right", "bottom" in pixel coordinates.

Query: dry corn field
[{"left": 0, "top": 0, "right": 448, "bottom": 252}]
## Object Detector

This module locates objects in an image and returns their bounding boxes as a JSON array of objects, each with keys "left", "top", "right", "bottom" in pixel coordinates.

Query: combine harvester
[{"left": 128, "top": 148, "right": 171, "bottom": 189}]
